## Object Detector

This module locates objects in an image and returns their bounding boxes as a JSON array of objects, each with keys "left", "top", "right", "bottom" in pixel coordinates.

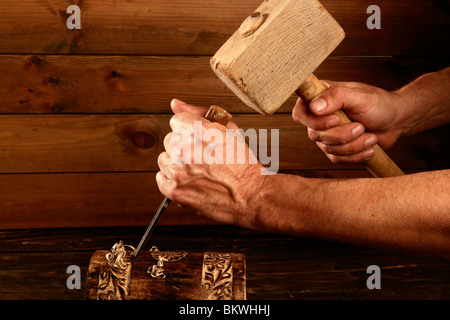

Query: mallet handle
[{"left": 296, "top": 74, "right": 404, "bottom": 178}]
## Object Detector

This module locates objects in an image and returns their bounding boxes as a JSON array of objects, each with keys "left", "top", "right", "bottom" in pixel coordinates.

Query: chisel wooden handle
[
  {"left": 296, "top": 74, "right": 404, "bottom": 178},
  {"left": 205, "top": 105, "right": 233, "bottom": 125}
]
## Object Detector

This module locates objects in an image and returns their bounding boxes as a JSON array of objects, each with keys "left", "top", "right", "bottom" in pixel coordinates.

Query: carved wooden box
[{"left": 85, "top": 244, "right": 246, "bottom": 300}]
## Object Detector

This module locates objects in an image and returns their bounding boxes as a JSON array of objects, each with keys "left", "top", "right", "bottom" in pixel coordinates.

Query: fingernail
[
  {"left": 310, "top": 98, "right": 327, "bottom": 113},
  {"left": 352, "top": 124, "right": 364, "bottom": 137},
  {"left": 327, "top": 116, "right": 341, "bottom": 128},
  {"left": 363, "top": 148, "right": 375, "bottom": 160},
  {"left": 365, "top": 135, "right": 378, "bottom": 148},
  {"left": 321, "top": 81, "right": 331, "bottom": 88}
]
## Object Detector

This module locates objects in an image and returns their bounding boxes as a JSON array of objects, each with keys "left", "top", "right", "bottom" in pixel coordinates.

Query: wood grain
[
  {"left": 0, "top": 172, "right": 208, "bottom": 229},
  {"left": 0, "top": 55, "right": 446, "bottom": 114},
  {"left": 0, "top": 0, "right": 447, "bottom": 55},
  {"left": 0, "top": 0, "right": 448, "bottom": 232},
  {"left": 0, "top": 167, "right": 444, "bottom": 230},
  {"left": 0, "top": 114, "right": 168, "bottom": 173},
  {"left": 0, "top": 114, "right": 448, "bottom": 174},
  {"left": 1, "top": 171, "right": 370, "bottom": 230},
  {"left": 1, "top": 226, "right": 450, "bottom": 300}
]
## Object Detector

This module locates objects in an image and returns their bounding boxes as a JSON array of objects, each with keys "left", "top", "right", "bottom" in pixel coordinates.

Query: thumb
[
  {"left": 309, "top": 84, "right": 370, "bottom": 117},
  {"left": 170, "top": 99, "right": 208, "bottom": 117}
]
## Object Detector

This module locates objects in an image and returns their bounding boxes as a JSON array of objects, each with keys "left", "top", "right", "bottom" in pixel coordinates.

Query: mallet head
[{"left": 211, "top": 0, "right": 345, "bottom": 115}]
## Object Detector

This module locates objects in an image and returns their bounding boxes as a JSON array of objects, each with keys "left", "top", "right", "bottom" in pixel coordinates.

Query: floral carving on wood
[
  {"left": 147, "top": 246, "right": 188, "bottom": 279},
  {"left": 201, "top": 252, "right": 233, "bottom": 300},
  {"left": 97, "top": 241, "right": 135, "bottom": 300}
]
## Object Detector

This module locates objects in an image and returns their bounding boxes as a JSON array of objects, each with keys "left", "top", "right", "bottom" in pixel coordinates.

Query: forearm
[
  {"left": 256, "top": 171, "right": 450, "bottom": 257},
  {"left": 394, "top": 67, "right": 450, "bottom": 137}
]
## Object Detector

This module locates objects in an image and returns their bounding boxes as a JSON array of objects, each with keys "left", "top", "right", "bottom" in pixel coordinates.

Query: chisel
[{"left": 133, "top": 105, "right": 232, "bottom": 261}]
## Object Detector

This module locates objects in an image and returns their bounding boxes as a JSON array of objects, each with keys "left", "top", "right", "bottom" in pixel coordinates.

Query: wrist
[
  {"left": 392, "top": 68, "right": 450, "bottom": 137},
  {"left": 390, "top": 89, "right": 412, "bottom": 139},
  {"left": 252, "top": 173, "right": 323, "bottom": 236}
]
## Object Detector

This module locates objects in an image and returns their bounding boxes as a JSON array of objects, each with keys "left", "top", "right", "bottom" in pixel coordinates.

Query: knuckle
[
  {"left": 172, "top": 112, "right": 182, "bottom": 121},
  {"left": 167, "top": 186, "right": 185, "bottom": 204},
  {"left": 171, "top": 168, "right": 186, "bottom": 184},
  {"left": 292, "top": 110, "right": 300, "bottom": 123},
  {"left": 167, "top": 187, "right": 178, "bottom": 201},
  {"left": 325, "top": 86, "right": 348, "bottom": 110},
  {"left": 155, "top": 171, "right": 164, "bottom": 185},
  {"left": 156, "top": 171, "right": 186, "bottom": 203},
  {"left": 323, "top": 144, "right": 336, "bottom": 155},
  {"left": 308, "top": 121, "right": 323, "bottom": 131},
  {"left": 292, "top": 109, "right": 305, "bottom": 124},
  {"left": 163, "top": 133, "right": 172, "bottom": 148},
  {"left": 169, "top": 115, "right": 177, "bottom": 127},
  {"left": 327, "top": 154, "right": 341, "bottom": 164},
  {"left": 157, "top": 152, "right": 163, "bottom": 166},
  {"left": 169, "top": 113, "right": 186, "bottom": 129},
  {"left": 157, "top": 152, "right": 166, "bottom": 167},
  {"left": 308, "top": 128, "right": 321, "bottom": 141},
  {"left": 329, "top": 85, "right": 345, "bottom": 99}
]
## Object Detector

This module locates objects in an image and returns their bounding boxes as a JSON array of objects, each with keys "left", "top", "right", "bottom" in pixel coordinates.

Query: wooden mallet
[{"left": 211, "top": 0, "right": 404, "bottom": 177}]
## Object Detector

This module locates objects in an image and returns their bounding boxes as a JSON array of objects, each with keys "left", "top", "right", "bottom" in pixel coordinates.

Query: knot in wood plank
[{"left": 131, "top": 131, "right": 156, "bottom": 149}]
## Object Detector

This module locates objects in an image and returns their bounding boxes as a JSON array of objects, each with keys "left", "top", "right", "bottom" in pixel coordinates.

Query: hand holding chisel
[{"left": 133, "top": 105, "right": 232, "bottom": 261}]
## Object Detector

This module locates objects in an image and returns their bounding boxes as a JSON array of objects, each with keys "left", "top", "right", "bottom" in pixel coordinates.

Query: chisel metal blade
[{"left": 133, "top": 197, "right": 171, "bottom": 261}]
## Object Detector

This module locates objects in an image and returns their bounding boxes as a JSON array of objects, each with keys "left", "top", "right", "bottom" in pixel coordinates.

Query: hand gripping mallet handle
[{"left": 297, "top": 74, "right": 405, "bottom": 178}]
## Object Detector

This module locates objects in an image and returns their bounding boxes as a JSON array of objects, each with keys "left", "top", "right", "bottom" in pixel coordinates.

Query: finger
[
  {"left": 172, "top": 98, "right": 237, "bottom": 126},
  {"left": 163, "top": 132, "right": 173, "bottom": 152},
  {"left": 309, "top": 85, "right": 373, "bottom": 117},
  {"left": 170, "top": 99, "right": 209, "bottom": 117},
  {"left": 156, "top": 170, "right": 195, "bottom": 207},
  {"left": 156, "top": 170, "right": 169, "bottom": 193},
  {"left": 169, "top": 111, "right": 206, "bottom": 133},
  {"left": 156, "top": 156, "right": 191, "bottom": 198},
  {"left": 308, "top": 122, "right": 366, "bottom": 145},
  {"left": 171, "top": 99, "right": 236, "bottom": 131},
  {"left": 163, "top": 131, "right": 186, "bottom": 154},
  {"left": 316, "top": 133, "right": 378, "bottom": 156},
  {"left": 163, "top": 132, "right": 191, "bottom": 166},
  {"left": 226, "top": 121, "right": 239, "bottom": 130},
  {"left": 321, "top": 80, "right": 367, "bottom": 90},
  {"left": 157, "top": 152, "right": 179, "bottom": 178},
  {"left": 156, "top": 171, "right": 176, "bottom": 198},
  {"left": 157, "top": 152, "right": 171, "bottom": 177},
  {"left": 163, "top": 132, "right": 180, "bottom": 159},
  {"left": 324, "top": 148, "right": 375, "bottom": 164},
  {"left": 293, "top": 97, "right": 342, "bottom": 130}
]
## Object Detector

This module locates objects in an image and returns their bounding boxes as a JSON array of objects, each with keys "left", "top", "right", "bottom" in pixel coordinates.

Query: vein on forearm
[
  {"left": 396, "top": 67, "right": 450, "bottom": 137},
  {"left": 262, "top": 170, "right": 450, "bottom": 257}
]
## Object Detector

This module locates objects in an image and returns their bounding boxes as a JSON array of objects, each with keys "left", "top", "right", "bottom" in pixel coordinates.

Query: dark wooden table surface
[{"left": 1, "top": 225, "right": 449, "bottom": 300}]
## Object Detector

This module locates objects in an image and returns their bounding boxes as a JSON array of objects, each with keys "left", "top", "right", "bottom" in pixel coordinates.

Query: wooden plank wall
[{"left": 0, "top": 0, "right": 448, "bottom": 229}]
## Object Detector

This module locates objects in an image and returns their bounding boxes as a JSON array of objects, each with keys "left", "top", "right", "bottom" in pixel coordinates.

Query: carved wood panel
[{"left": 85, "top": 245, "right": 246, "bottom": 300}]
